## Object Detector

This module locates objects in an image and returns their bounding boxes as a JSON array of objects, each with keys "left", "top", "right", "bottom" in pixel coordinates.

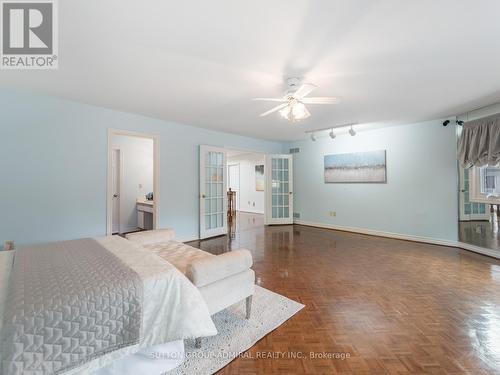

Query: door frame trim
[
  {"left": 106, "top": 128, "right": 160, "bottom": 235},
  {"left": 111, "top": 147, "right": 123, "bottom": 234}
]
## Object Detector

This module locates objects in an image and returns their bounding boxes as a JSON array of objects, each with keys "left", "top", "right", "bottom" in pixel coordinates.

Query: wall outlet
[{"left": 329, "top": 211, "right": 336, "bottom": 217}]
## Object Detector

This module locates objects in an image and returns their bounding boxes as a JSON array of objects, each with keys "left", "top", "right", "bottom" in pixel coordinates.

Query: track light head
[
  {"left": 443, "top": 120, "right": 450, "bottom": 127},
  {"left": 329, "top": 129, "right": 336, "bottom": 139},
  {"left": 348, "top": 125, "right": 356, "bottom": 136},
  {"left": 310, "top": 133, "right": 316, "bottom": 142}
]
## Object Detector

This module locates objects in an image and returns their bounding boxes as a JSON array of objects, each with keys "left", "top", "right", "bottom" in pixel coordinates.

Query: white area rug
[{"left": 166, "top": 286, "right": 304, "bottom": 375}]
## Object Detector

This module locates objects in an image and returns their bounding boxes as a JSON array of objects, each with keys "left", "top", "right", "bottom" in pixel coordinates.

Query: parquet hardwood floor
[{"left": 187, "top": 213, "right": 500, "bottom": 374}]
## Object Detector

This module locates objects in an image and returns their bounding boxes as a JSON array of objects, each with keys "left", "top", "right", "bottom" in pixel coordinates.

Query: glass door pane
[
  {"left": 200, "top": 146, "right": 227, "bottom": 238},
  {"left": 460, "top": 167, "right": 487, "bottom": 220},
  {"left": 266, "top": 154, "right": 293, "bottom": 225},
  {"left": 271, "top": 157, "right": 289, "bottom": 218},
  {"left": 206, "top": 151, "right": 224, "bottom": 229}
]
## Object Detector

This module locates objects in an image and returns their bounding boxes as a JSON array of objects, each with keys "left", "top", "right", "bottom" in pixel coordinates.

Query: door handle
[
  {"left": 201, "top": 194, "right": 206, "bottom": 198},
  {"left": 289, "top": 191, "right": 293, "bottom": 195},
  {"left": 113, "top": 194, "right": 119, "bottom": 198}
]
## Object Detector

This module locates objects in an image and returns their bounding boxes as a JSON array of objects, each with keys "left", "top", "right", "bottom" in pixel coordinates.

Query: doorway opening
[
  {"left": 199, "top": 146, "right": 293, "bottom": 241},
  {"left": 107, "top": 129, "right": 159, "bottom": 235},
  {"left": 227, "top": 150, "right": 266, "bottom": 237}
]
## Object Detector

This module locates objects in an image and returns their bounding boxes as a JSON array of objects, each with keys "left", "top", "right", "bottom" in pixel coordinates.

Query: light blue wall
[
  {"left": 0, "top": 90, "right": 283, "bottom": 245},
  {"left": 0, "top": 89, "right": 459, "bottom": 245},
  {"left": 287, "top": 119, "right": 459, "bottom": 241}
]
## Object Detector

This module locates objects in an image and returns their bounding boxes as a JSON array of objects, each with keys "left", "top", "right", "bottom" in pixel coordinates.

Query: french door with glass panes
[
  {"left": 459, "top": 167, "right": 488, "bottom": 221},
  {"left": 265, "top": 154, "right": 293, "bottom": 225},
  {"left": 200, "top": 146, "right": 227, "bottom": 239}
]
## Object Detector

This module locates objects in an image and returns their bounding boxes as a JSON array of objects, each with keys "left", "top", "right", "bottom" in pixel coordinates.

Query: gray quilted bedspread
[{"left": 0, "top": 238, "right": 143, "bottom": 375}]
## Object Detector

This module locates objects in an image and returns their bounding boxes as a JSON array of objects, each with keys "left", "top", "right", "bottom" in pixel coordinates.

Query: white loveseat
[{"left": 125, "top": 229, "right": 255, "bottom": 347}]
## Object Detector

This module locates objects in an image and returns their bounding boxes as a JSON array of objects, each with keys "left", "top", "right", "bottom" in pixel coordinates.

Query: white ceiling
[{"left": 2, "top": 0, "right": 500, "bottom": 141}]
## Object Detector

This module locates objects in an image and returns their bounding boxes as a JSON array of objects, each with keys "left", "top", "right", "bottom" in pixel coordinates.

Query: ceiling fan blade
[
  {"left": 252, "top": 98, "right": 287, "bottom": 102},
  {"left": 259, "top": 103, "right": 289, "bottom": 117},
  {"left": 301, "top": 97, "right": 340, "bottom": 104},
  {"left": 293, "top": 83, "right": 316, "bottom": 99}
]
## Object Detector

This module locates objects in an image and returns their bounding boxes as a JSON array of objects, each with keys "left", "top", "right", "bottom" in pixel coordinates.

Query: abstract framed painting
[{"left": 324, "top": 150, "right": 387, "bottom": 183}]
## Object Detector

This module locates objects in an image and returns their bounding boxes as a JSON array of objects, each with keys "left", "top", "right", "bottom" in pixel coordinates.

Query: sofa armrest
[
  {"left": 125, "top": 228, "right": 176, "bottom": 245},
  {"left": 186, "top": 249, "right": 253, "bottom": 288}
]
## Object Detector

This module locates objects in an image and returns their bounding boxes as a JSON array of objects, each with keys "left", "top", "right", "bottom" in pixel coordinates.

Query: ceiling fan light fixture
[
  {"left": 291, "top": 102, "right": 309, "bottom": 121},
  {"left": 279, "top": 102, "right": 310, "bottom": 122},
  {"left": 279, "top": 105, "right": 291, "bottom": 120},
  {"left": 255, "top": 79, "right": 339, "bottom": 122}
]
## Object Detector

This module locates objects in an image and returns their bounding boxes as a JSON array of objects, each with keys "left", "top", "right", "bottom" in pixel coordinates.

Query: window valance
[{"left": 458, "top": 113, "right": 500, "bottom": 168}]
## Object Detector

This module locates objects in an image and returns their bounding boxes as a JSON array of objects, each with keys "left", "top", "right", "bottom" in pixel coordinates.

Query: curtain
[{"left": 458, "top": 113, "right": 500, "bottom": 168}]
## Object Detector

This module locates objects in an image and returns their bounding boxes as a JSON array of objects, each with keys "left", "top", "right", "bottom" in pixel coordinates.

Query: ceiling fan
[{"left": 253, "top": 77, "right": 340, "bottom": 122}]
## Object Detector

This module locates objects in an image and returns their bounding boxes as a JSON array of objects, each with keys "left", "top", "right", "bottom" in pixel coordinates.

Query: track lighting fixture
[
  {"left": 443, "top": 119, "right": 464, "bottom": 127},
  {"left": 305, "top": 122, "right": 358, "bottom": 140}
]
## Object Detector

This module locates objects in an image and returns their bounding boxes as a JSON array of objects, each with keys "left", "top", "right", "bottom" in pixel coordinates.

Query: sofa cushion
[
  {"left": 186, "top": 249, "right": 253, "bottom": 287},
  {"left": 126, "top": 229, "right": 176, "bottom": 246},
  {"left": 126, "top": 230, "right": 255, "bottom": 316},
  {"left": 142, "top": 240, "right": 213, "bottom": 274},
  {"left": 198, "top": 270, "right": 255, "bottom": 315}
]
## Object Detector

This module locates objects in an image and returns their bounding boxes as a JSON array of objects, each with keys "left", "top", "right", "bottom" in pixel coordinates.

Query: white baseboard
[
  {"left": 120, "top": 226, "right": 141, "bottom": 235},
  {"left": 453, "top": 242, "right": 500, "bottom": 259},
  {"left": 177, "top": 220, "right": 500, "bottom": 260},
  {"left": 294, "top": 219, "right": 500, "bottom": 260}
]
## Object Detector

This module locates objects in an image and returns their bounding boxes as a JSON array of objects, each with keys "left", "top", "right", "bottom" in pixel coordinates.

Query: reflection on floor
[
  {"left": 459, "top": 220, "right": 500, "bottom": 251},
  {"left": 187, "top": 211, "right": 265, "bottom": 256},
  {"left": 187, "top": 220, "right": 500, "bottom": 374}
]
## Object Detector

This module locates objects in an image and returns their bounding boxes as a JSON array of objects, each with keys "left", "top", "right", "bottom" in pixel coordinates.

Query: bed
[{"left": 0, "top": 236, "right": 217, "bottom": 375}]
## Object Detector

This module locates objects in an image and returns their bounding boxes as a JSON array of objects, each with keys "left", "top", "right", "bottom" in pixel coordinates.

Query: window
[
  {"left": 470, "top": 164, "right": 500, "bottom": 203},
  {"left": 479, "top": 166, "right": 500, "bottom": 196}
]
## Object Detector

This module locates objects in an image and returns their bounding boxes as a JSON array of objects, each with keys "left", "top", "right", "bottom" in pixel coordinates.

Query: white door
[
  {"left": 228, "top": 164, "right": 240, "bottom": 211},
  {"left": 112, "top": 149, "right": 121, "bottom": 234},
  {"left": 265, "top": 154, "right": 293, "bottom": 225},
  {"left": 459, "top": 167, "right": 488, "bottom": 221},
  {"left": 200, "top": 145, "right": 227, "bottom": 239}
]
